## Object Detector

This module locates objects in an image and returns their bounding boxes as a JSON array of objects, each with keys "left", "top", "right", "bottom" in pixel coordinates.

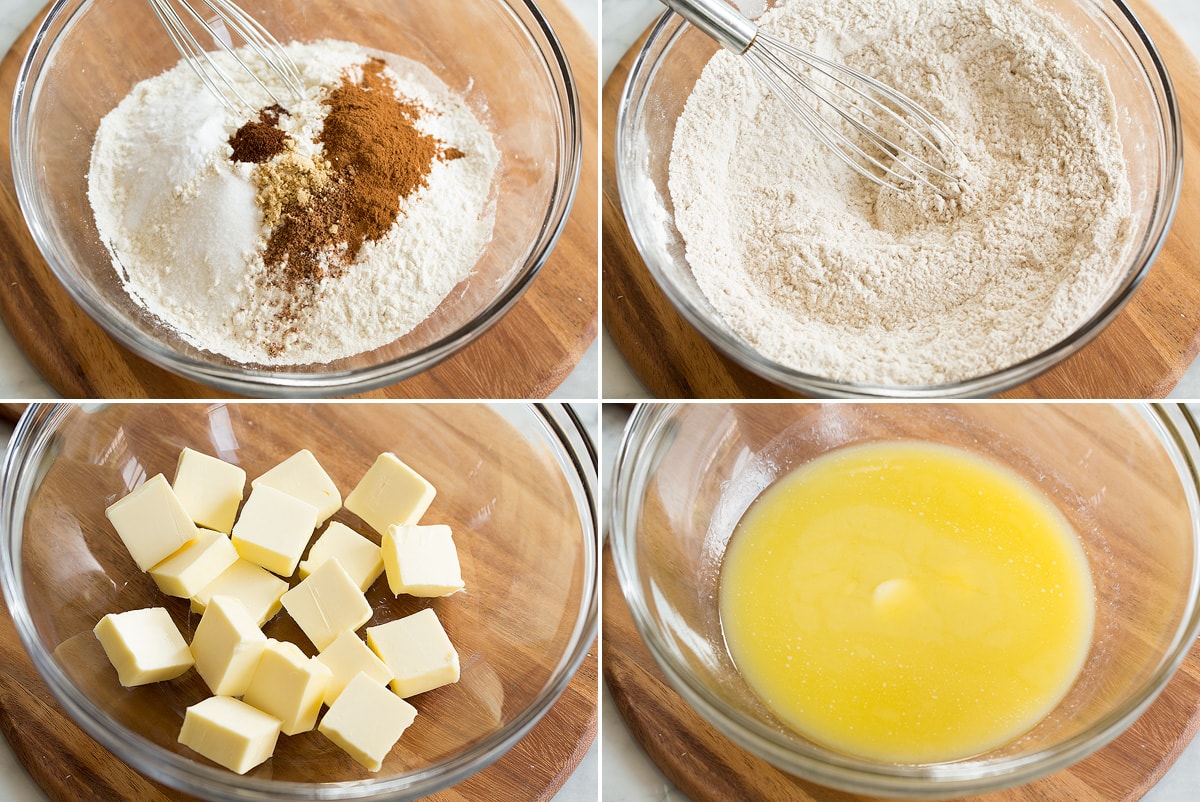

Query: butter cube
[
  {"left": 231, "top": 485, "right": 318, "bottom": 576},
  {"left": 149, "top": 528, "right": 238, "bottom": 598},
  {"left": 105, "top": 474, "right": 198, "bottom": 571},
  {"left": 243, "top": 640, "right": 332, "bottom": 735},
  {"left": 93, "top": 608, "right": 194, "bottom": 687},
  {"left": 172, "top": 448, "right": 246, "bottom": 533},
  {"left": 281, "top": 560, "right": 372, "bottom": 651},
  {"left": 179, "top": 696, "right": 280, "bottom": 774},
  {"left": 298, "top": 521, "right": 384, "bottom": 591},
  {"left": 315, "top": 630, "right": 393, "bottom": 705},
  {"left": 381, "top": 524, "right": 464, "bottom": 597},
  {"left": 318, "top": 672, "right": 417, "bottom": 771},
  {"left": 191, "top": 559, "right": 288, "bottom": 627},
  {"left": 251, "top": 449, "right": 341, "bottom": 525},
  {"left": 190, "top": 595, "right": 267, "bottom": 696},
  {"left": 367, "top": 608, "right": 459, "bottom": 697},
  {"left": 344, "top": 453, "right": 436, "bottom": 535}
]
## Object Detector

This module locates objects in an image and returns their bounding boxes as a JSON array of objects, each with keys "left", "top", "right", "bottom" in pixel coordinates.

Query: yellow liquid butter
[{"left": 720, "top": 441, "right": 1094, "bottom": 763}]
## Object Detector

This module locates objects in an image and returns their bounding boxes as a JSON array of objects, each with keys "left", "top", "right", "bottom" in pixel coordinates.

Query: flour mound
[{"left": 88, "top": 39, "right": 499, "bottom": 367}]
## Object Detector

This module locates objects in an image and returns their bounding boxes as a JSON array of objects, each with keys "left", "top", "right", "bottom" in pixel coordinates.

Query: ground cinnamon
[{"left": 259, "top": 58, "right": 465, "bottom": 319}]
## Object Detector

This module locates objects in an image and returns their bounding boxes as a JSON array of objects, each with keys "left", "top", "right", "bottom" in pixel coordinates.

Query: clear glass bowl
[
  {"left": 0, "top": 403, "right": 597, "bottom": 801},
  {"left": 610, "top": 403, "right": 1200, "bottom": 797},
  {"left": 11, "top": 0, "right": 581, "bottom": 397},
  {"left": 615, "top": 0, "right": 1182, "bottom": 397}
]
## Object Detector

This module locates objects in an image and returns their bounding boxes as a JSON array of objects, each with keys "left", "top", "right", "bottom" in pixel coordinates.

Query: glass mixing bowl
[
  {"left": 0, "top": 403, "right": 597, "bottom": 801},
  {"left": 11, "top": 0, "right": 581, "bottom": 397},
  {"left": 615, "top": 0, "right": 1182, "bottom": 397},
  {"left": 611, "top": 403, "right": 1200, "bottom": 797}
]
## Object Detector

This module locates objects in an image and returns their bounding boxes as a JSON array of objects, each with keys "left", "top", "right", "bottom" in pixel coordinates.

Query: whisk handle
[{"left": 660, "top": 0, "right": 757, "bottom": 54}]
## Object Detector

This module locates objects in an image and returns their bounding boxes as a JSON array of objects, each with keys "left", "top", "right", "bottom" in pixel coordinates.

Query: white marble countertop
[
  {"left": 0, "top": 0, "right": 598, "bottom": 401},
  {"left": 600, "top": 403, "right": 1200, "bottom": 801},
  {"left": 0, "top": 401, "right": 598, "bottom": 802},
  {"left": 600, "top": 0, "right": 1200, "bottom": 400}
]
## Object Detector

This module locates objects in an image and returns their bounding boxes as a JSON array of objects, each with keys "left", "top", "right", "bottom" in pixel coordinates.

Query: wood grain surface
[
  {"left": 601, "top": 0, "right": 1200, "bottom": 399},
  {"left": 0, "top": 2, "right": 598, "bottom": 399},
  {"left": 0, "top": 403, "right": 597, "bottom": 801},
  {"left": 604, "top": 546, "right": 1200, "bottom": 801}
]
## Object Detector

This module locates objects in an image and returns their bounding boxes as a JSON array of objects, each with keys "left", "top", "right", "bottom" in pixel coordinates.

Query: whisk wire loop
[
  {"left": 661, "top": 0, "right": 966, "bottom": 193},
  {"left": 750, "top": 33, "right": 961, "bottom": 193},
  {"left": 148, "top": 0, "right": 304, "bottom": 115}
]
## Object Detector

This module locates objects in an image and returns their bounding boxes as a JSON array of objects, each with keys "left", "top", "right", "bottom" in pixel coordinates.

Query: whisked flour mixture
[
  {"left": 669, "top": 0, "right": 1133, "bottom": 385},
  {"left": 89, "top": 39, "right": 499, "bottom": 366}
]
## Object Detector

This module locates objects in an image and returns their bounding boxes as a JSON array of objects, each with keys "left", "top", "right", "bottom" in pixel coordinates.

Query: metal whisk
[
  {"left": 148, "top": 0, "right": 305, "bottom": 114},
  {"left": 662, "top": 0, "right": 963, "bottom": 193}
]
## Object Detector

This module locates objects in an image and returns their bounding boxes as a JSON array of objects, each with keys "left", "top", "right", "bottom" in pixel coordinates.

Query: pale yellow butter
[
  {"left": 315, "top": 630, "right": 393, "bottom": 706},
  {"left": 93, "top": 607, "right": 193, "bottom": 687},
  {"left": 318, "top": 672, "right": 417, "bottom": 771},
  {"left": 104, "top": 474, "right": 198, "bottom": 571},
  {"left": 251, "top": 449, "right": 341, "bottom": 525},
  {"left": 367, "top": 608, "right": 459, "bottom": 697},
  {"left": 298, "top": 521, "right": 383, "bottom": 591},
  {"left": 344, "top": 453, "right": 435, "bottom": 535},
  {"left": 179, "top": 695, "right": 280, "bottom": 774},
  {"left": 281, "top": 560, "right": 372, "bottom": 651},
  {"left": 190, "top": 595, "right": 267, "bottom": 696},
  {"left": 149, "top": 528, "right": 238, "bottom": 598},
  {"left": 381, "top": 524, "right": 464, "bottom": 597},
  {"left": 190, "top": 559, "right": 288, "bottom": 627},
  {"left": 243, "top": 639, "right": 332, "bottom": 735},
  {"left": 172, "top": 447, "right": 246, "bottom": 533},
  {"left": 231, "top": 485, "right": 318, "bottom": 576}
]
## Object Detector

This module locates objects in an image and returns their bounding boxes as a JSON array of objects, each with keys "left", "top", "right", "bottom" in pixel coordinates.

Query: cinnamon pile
[{"left": 233, "top": 58, "right": 465, "bottom": 341}]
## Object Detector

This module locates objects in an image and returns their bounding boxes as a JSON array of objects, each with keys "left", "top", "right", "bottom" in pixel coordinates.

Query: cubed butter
[
  {"left": 318, "top": 672, "right": 417, "bottom": 772},
  {"left": 367, "top": 608, "right": 459, "bottom": 697},
  {"left": 298, "top": 521, "right": 383, "bottom": 591},
  {"left": 315, "top": 630, "right": 393, "bottom": 706},
  {"left": 381, "top": 524, "right": 464, "bottom": 597},
  {"left": 190, "top": 595, "right": 267, "bottom": 696},
  {"left": 344, "top": 453, "right": 435, "bottom": 535},
  {"left": 104, "top": 474, "right": 198, "bottom": 571},
  {"left": 191, "top": 559, "right": 288, "bottom": 626},
  {"left": 231, "top": 485, "right": 318, "bottom": 576},
  {"left": 149, "top": 528, "right": 238, "bottom": 598},
  {"left": 243, "top": 639, "right": 332, "bottom": 735},
  {"left": 251, "top": 449, "right": 341, "bottom": 525},
  {"left": 179, "top": 696, "right": 280, "bottom": 774},
  {"left": 281, "top": 560, "right": 372, "bottom": 651},
  {"left": 172, "top": 448, "right": 246, "bottom": 533},
  {"left": 93, "top": 607, "right": 193, "bottom": 687}
]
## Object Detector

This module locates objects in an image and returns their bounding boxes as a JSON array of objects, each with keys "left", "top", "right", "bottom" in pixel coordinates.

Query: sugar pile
[{"left": 89, "top": 39, "right": 499, "bottom": 366}]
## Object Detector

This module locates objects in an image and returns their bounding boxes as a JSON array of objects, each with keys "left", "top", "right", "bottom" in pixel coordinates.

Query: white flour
[
  {"left": 669, "top": 0, "right": 1133, "bottom": 385},
  {"left": 89, "top": 39, "right": 499, "bottom": 366}
]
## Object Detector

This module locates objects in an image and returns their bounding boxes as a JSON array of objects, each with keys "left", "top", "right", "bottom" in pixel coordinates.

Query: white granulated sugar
[
  {"left": 668, "top": 0, "right": 1134, "bottom": 386},
  {"left": 88, "top": 39, "right": 499, "bottom": 366}
]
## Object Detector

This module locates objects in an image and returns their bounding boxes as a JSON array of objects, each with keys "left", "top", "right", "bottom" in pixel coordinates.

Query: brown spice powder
[
  {"left": 260, "top": 58, "right": 465, "bottom": 318},
  {"left": 230, "top": 105, "right": 291, "bottom": 163}
]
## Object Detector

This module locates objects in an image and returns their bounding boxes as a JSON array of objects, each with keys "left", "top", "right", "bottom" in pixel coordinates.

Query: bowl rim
[
  {"left": 0, "top": 402, "right": 599, "bottom": 801},
  {"left": 614, "top": 0, "right": 1184, "bottom": 398},
  {"left": 609, "top": 402, "right": 1200, "bottom": 798},
  {"left": 9, "top": 0, "right": 583, "bottom": 398}
]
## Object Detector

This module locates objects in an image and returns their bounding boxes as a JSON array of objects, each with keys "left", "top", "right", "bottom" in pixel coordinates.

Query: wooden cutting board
[
  {"left": 0, "top": 2, "right": 597, "bottom": 399},
  {"left": 602, "top": 0, "right": 1200, "bottom": 398},
  {"left": 603, "top": 547, "right": 1200, "bottom": 802}
]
